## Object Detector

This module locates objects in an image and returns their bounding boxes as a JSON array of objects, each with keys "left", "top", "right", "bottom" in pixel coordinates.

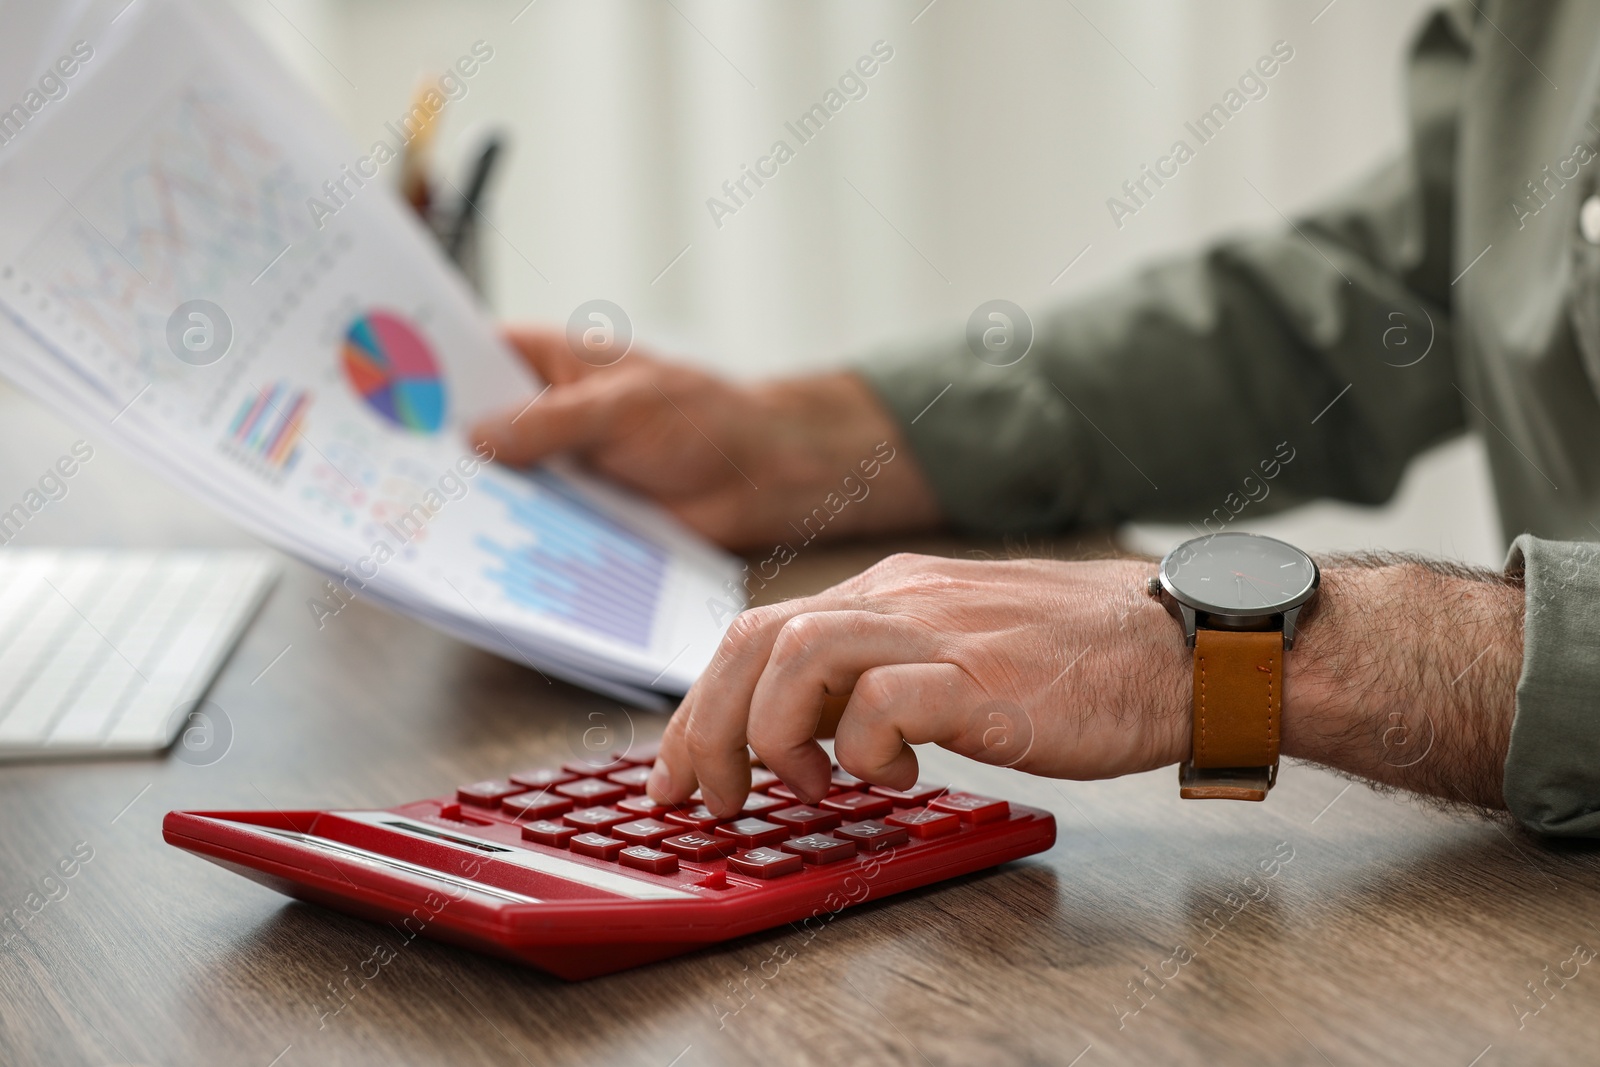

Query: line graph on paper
[{"left": 12, "top": 78, "right": 311, "bottom": 401}]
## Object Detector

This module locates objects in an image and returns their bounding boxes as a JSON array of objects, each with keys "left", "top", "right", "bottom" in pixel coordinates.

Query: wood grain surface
[{"left": 0, "top": 385, "right": 1597, "bottom": 1067}]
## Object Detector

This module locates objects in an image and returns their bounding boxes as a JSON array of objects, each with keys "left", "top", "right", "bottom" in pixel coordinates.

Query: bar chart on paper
[{"left": 475, "top": 474, "right": 668, "bottom": 649}]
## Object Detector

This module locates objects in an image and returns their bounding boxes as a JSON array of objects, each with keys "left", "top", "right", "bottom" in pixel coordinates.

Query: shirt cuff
[{"left": 1503, "top": 533, "right": 1600, "bottom": 835}]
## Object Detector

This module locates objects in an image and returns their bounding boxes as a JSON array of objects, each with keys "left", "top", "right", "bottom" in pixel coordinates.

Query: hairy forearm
[{"left": 1283, "top": 558, "right": 1525, "bottom": 810}]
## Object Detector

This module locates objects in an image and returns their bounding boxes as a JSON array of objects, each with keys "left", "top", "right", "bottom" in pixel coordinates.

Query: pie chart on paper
[{"left": 340, "top": 310, "right": 446, "bottom": 433}]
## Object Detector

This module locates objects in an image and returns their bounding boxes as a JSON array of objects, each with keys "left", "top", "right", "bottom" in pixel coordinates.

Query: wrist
[{"left": 1281, "top": 562, "right": 1524, "bottom": 806}]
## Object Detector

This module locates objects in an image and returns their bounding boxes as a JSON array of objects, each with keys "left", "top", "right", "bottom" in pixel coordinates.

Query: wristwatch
[{"left": 1147, "top": 532, "right": 1319, "bottom": 802}]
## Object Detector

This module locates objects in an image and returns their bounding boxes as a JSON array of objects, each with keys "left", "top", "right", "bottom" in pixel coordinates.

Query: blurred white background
[{"left": 225, "top": 0, "right": 1502, "bottom": 565}]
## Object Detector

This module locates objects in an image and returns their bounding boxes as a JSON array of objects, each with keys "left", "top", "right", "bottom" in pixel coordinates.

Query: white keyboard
[{"left": 0, "top": 550, "right": 277, "bottom": 759}]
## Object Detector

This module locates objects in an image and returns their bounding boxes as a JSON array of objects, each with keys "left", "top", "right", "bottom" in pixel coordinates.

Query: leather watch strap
[{"left": 1180, "top": 628, "right": 1282, "bottom": 801}]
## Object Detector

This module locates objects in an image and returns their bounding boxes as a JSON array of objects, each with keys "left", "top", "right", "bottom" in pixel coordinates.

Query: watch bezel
[{"left": 1157, "top": 531, "right": 1320, "bottom": 619}]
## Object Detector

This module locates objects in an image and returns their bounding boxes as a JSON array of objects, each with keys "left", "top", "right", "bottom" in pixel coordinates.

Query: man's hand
[
  {"left": 645, "top": 553, "right": 1526, "bottom": 818},
  {"left": 470, "top": 327, "right": 942, "bottom": 550}
]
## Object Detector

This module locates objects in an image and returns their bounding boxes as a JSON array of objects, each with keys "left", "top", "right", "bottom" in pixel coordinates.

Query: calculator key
[
  {"left": 508, "top": 767, "right": 575, "bottom": 790},
  {"left": 727, "top": 847, "right": 804, "bottom": 879},
  {"left": 781, "top": 833, "right": 857, "bottom": 865},
  {"left": 821, "top": 793, "right": 894, "bottom": 820},
  {"left": 456, "top": 780, "right": 523, "bottom": 806},
  {"left": 620, "top": 742, "right": 660, "bottom": 766},
  {"left": 739, "top": 793, "right": 787, "bottom": 817},
  {"left": 563, "top": 757, "right": 630, "bottom": 778},
  {"left": 831, "top": 769, "right": 866, "bottom": 790},
  {"left": 663, "top": 805, "right": 723, "bottom": 831},
  {"left": 606, "top": 766, "right": 654, "bottom": 793},
  {"left": 619, "top": 845, "right": 680, "bottom": 875},
  {"left": 437, "top": 803, "right": 464, "bottom": 821},
  {"left": 661, "top": 831, "right": 735, "bottom": 861},
  {"left": 768, "top": 783, "right": 845, "bottom": 803},
  {"left": 522, "top": 820, "right": 577, "bottom": 847},
  {"left": 500, "top": 790, "right": 574, "bottom": 821},
  {"left": 616, "top": 795, "right": 671, "bottom": 818},
  {"left": 768, "top": 805, "right": 842, "bottom": 835},
  {"left": 714, "top": 818, "right": 790, "bottom": 848},
  {"left": 887, "top": 807, "right": 960, "bottom": 838},
  {"left": 869, "top": 782, "right": 949, "bottom": 806},
  {"left": 570, "top": 833, "right": 625, "bottom": 860},
  {"left": 562, "top": 807, "right": 631, "bottom": 833},
  {"left": 750, "top": 768, "right": 780, "bottom": 791},
  {"left": 612, "top": 818, "right": 677, "bottom": 846},
  {"left": 555, "top": 778, "right": 629, "bottom": 806},
  {"left": 929, "top": 793, "right": 1011, "bottom": 824},
  {"left": 835, "top": 819, "right": 910, "bottom": 851}
]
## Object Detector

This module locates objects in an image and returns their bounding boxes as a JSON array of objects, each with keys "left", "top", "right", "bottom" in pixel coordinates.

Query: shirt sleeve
[
  {"left": 855, "top": 9, "right": 1472, "bottom": 535},
  {"left": 1503, "top": 534, "right": 1600, "bottom": 836}
]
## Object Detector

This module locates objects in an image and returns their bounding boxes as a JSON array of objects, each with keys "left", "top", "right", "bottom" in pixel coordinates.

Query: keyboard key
[
  {"left": 570, "top": 833, "right": 625, "bottom": 860},
  {"left": 522, "top": 820, "right": 577, "bottom": 847},
  {"left": 728, "top": 847, "right": 804, "bottom": 879},
  {"left": 750, "top": 768, "right": 780, "bottom": 791},
  {"left": 768, "top": 782, "right": 845, "bottom": 803},
  {"left": 887, "top": 807, "right": 960, "bottom": 839},
  {"left": 831, "top": 769, "right": 866, "bottom": 790},
  {"left": 739, "top": 793, "right": 787, "bottom": 816},
  {"left": 768, "top": 805, "right": 842, "bottom": 835},
  {"left": 869, "top": 782, "right": 949, "bottom": 806},
  {"left": 562, "top": 807, "right": 631, "bottom": 833},
  {"left": 500, "top": 790, "right": 574, "bottom": 821},
  {"left": 616, "top": 795, "right": 671, "bottom": 818},
  {"left": 457, "top": 780, "right": 523, "bottom": 806},
  {"left": 555, "top": 778, "right": 629, "bottom": 806},
  {"left": 563, "top": 757, "right": 630, "bottom": 778},
  {"left": 508, "top": 767, "right": 576, "bottom": 790},
  {"left": 929, "top": 793, "right": 1011, "bottom": 825},
  {"left": 620, "top": 743, "right": 660, "bottom": 766},
  {"left": 663, "top": 805, "right": 723, "bottom": 831},
  {"left": 781, "top": 833, "right": 857, "bottom": 865},
  {"left": 835, "top": 819, "right": 910, "bottom": 851},
  {"left": 606, "top": 766, "right": 654, "bottom": 792},
  {"left": 821, "top": 792, "right": 894, "bottom": 820},
  {"left": 619, "top": 845, "right": 680, "bottom": 875},
  {"left": 714, "top": 818, "right": 789, "bottom": 848},
  {"left": 661, "top": 831, "right": 735, "bottom": 861},
  {"left": 612, "top": 818, "right": 677, "bottom": 846}
]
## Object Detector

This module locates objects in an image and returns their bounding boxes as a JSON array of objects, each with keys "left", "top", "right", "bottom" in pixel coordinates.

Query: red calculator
[{"left": 163, "top": 746, "right": 1055, "bottom": 980}]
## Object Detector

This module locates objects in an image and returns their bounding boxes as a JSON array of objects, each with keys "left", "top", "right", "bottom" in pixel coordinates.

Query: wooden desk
[{"left": 1, "top": 385, "right": 1598, "bottom": 1067}]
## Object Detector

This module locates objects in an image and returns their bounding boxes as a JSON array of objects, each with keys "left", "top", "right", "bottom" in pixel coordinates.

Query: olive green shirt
[{"left": 861, "top": 3, "right": 1600, "bottom": 835}]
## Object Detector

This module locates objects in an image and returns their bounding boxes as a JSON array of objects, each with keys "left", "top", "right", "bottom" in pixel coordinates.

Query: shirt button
[{"left": 1580, "top": 195, "right": 1600, "bottom": 244}]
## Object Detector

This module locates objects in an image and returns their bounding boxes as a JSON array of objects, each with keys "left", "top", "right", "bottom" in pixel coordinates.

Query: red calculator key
[
  {"left": 508, "top": 767, "right": 575, "bottom": 790},
  {"left": 612, "top": 818, "right": 676, "bottom": 846},
  {"left": 714, "top": 818, "right": 789, "bottom": 848},
  {"left": 869, "top": 782, "right": 949, "bottom": 806},
  {"left": 780, "top": 833, "right": 857, "bottom": 865},
  {"left": 562, "top": 807, "right": 631, "bottom": 833},
  {"left": 555, "top": 778, "right": 629, "bottom": 806},
  {"left": 768, "top": 805, "right": 842, "bottom": 835},
  {"left": 929, "top": 793, "right": 1011, "bottom": 824},
  {"left": 616, "top": 795, "right": 671, "bottom": 818},
  {"left": 749, "top": 768, "right": 780, "bottom": 791},
  {"left": 620, "top": 743, "right": 660, "bottom": 766},
  {"left": 727, "top": 847, "right": 804, "bottom": 879},
  {"left": 456, "top": 780, "right": 523, "bottom": 806},
  {"left": 663, "top": 805, "right": 723, "bottom": 831},
  {"left": 660, "top": 831, "right": 735, "bottom": 861},
  {"left": 831, "top": 769, "right": 866, "bottom": 790},
  {"left": 606, "top": 766, "right": 654, "bottom": 793},
  {"left": 821, "top": 792, "right": 894, "bottom": 820},
  {"left": 835, "top": 819, "right": 910, "bottom": 851},
  {"left": 887, "top": 807, "right": 960, "bottom": 839},
  {"left": 619, "top": 845, "right": 680, "bottom": 875},
  {"left": 739, "top": 793, "right": 787, "bottom": 817},
  {"left": 437, "top": 802, "right": 464, "bottom": 821},
  {"left": 521, "top": 820, "right": 577, "bottom": 847},
  {"left": 570, "top": 833, "right": 625, "bottom": 860},
  {"left": 768, "top": 782, "right": 844, "bottom": 803},
  {"left": 501, "top": 790, "right": 575, "bottom": 821},
  {"left": 563, "top": 757, "right": 630, "bottom": 778}
]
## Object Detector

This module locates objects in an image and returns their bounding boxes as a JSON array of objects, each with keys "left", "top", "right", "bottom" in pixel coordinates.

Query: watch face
[{"left": 1161, "top": 532, "right": 1317, "bottom": 615}]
